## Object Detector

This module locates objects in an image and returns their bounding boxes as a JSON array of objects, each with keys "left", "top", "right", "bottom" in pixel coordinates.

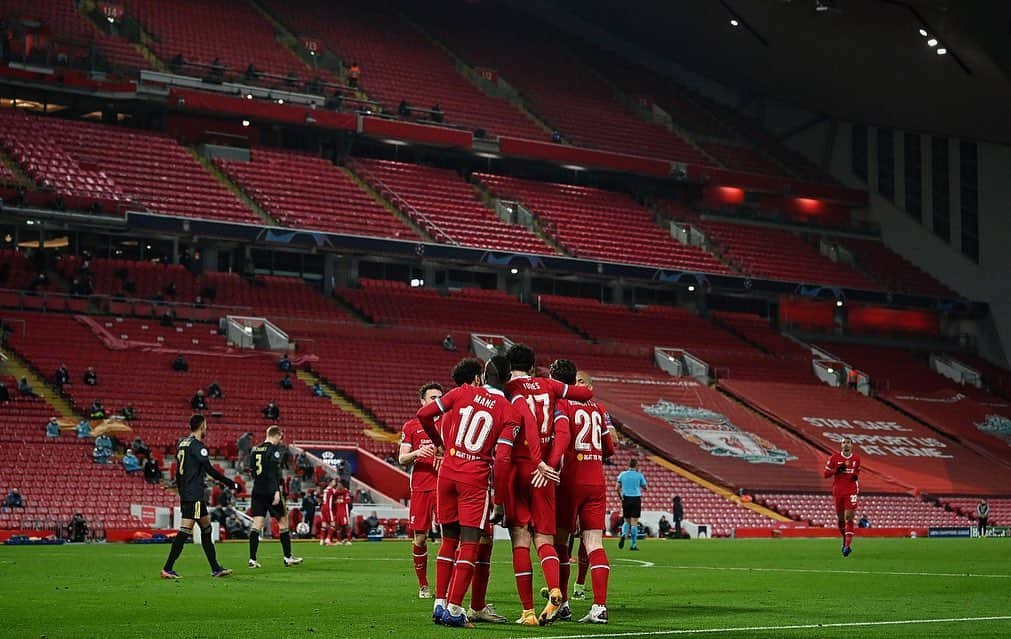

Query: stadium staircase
[
  {"left": 469, "top": 178, "right": 570, "bottom": 257},
  {"left": 0, "top": 348, "right": 78, "bottom": 422},
  {"left": 293, "top": 370, "right": 398, "bottom": 444},
  {"left": 189, "top": 149, "right": 278, "bottom": 227},
  {"left": 340, "top": 164, "right": 433, "bottom": 242}
]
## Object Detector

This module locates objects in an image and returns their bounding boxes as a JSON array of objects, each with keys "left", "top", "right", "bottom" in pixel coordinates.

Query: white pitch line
[
  {"left": 499, "top": 615, "right": 1011, "bottom": 639},
  {"left": 614, "top": 558, "right": 655, "bottom": 568},
  {"left": 657, "top": 564, "right": 1011, "bottom": 579}
]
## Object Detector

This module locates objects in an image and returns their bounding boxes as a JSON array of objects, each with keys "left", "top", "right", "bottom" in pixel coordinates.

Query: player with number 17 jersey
[{"left": 417, "top": 383, "right": 520, "bottom": 528}]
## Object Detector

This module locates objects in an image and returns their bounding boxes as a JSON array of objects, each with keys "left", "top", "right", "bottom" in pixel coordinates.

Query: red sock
[
  {"left": 412, "top": 543, "right": 429, "bottom": 588},
  {"left": 470, "top": 542, "right": 492, "bottom": 611},
  {"left": 555, "top": 544, "right": 571, "bottom": 601},
  {"left": 319, "top": 526, "right": 327, "bottom": 541},
  {"left": 447, "top": 541, "right": 479, "bottom": 607},
  {"left": 576, "top": 543, "right": 589, "bottom": 585},
  {"left": 838, "top": 521, "right": 845, "bottom": 538},
  {"left": 537, "top": 543, "right": 560, "bottom": 591},
  {"left": 844, "top": 521, "right": 854, "bottom": 548},
  {"left": 588, "top": 548, "right": 610, "bottom": 606},
  {"left": 512, "top": 547, "right": 534, "bottom": 610},
  {"left": 436, "top": 537, "right": 459, "bottom": 600},
  {"left": 327, "top": 527, "right": 335, "bottom": 542}
]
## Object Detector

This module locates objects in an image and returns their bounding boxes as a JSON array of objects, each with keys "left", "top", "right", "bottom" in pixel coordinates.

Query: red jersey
[
  {"left": 322, "top": 486, "right": 337, "bottom": 513},
  {"left": 332, "top": 487, "right": 352, "bottom": 520},
  {"left": 505, "top": 375, "right": 591, "bottom": 467},
  {"left": 417, "top": 384, "right": 519, "bottom": 490},
  {"left": 401, "top": 417, "right": 438, "bottom": 493},
  {"left": 558, "top": 398, "right": 615, "bottom": 487},
  {"left": 823, "top": 451, "right": 861, "bottom": 494}
]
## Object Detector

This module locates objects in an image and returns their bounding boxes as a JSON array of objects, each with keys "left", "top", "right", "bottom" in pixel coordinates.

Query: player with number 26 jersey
[{"left": 557, "top": 397, "right": 615, "bottom": 531}]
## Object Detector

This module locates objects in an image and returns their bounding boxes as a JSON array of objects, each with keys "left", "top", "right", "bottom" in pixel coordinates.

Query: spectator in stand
[
  {"left": 207, "top": 381, "right": 223, "bottom": 399},
  {"left": 397, "top": 99, "right": 410, "bottom": 119},
  {"left": 288, "top": 473, "right": 303, "bottom": 498},
  {"left": 46, "top": 416, "right": 61, "bottom": 438},
  {"left": 131, "top": 436, "right": 150, "bottom": 459},
  {"left": 347, "top": 61, "right": 361, "bottom": 88},
  {"left": 225, "top": 511, "right": 247, "bottom": 539},
  {"left": 143, "top": 455, "right": 161, "bottom": 484},
  {"left": 847, "top": 368, "right": 859, "bottom": 390},
  {"left": 673, "top": 495, "right": 684, "bottom": 537},
  {"left": 551, "top": 130, "right": 562, "bottom": 143},
  {"left": 171, "top": 354, "right": 189, "bottom": 372},
  {"left": 191, "top": 389, "right": 209, "bottom": 411},
  {"left": 160, "top": 310, "right": 175, "bottom": 327},
  {"left": 0, "top": 382, "right": 9, "bottom": 403},
  {"left": 89, "top": 400, "right": 106, "bottom": 420},
  {"left": 216, "top": 486, "right": 233, "bottom": 508},
  {"left": 858, "top": 514, "right": 871, "bottom": 529},
  {"left": 311, "top": 382, "right": 328, "bottom": 398},
  {"left": 263, "top": 401, "right": 280, "bottom": 421},
  {"left": 237, "top": 431, "right": 253, "bottom": 463},
  {"left": 18, "top": 377, "right": 38, "bottom": 398},
  {"left": 54, "top": 363, "right": 70, "bottom": 387},
  {"left": 430, "top": 104, "right": 443, "bottom": 123},
  {"left": 83, "top": 367, "right": 98, "bottom": 386},
  {"left": 4, "top": 488, "right": 24, "bottom": 510},
  {"left": 357, "top": 488, "right": 374, "bottom": 505},
  {"left": 296, "top": 451, "right": 313, "bottom": 481},
  {"left": 977, "top": 500, "right": 990, "bottom": 537},
  {"left": 658, "top": 515, "right": 673, "bottom": 539},
  {"left": 278, "top": 354, "right": 292, "bottom": 372},
  {"left": 68, "top": 513, "right": 88, "bottom": 542},
  {"left": 280, "top": 374, "right": 293, "bottom": 390},
  {"left": 122, "top": 449, "right": 141, "bottom": 474},
  {"left": 338, "top": 460, "right": 351, "bottom": 488},
  {"left": 75, "top": 418, "right": 91, "bottom": 438},
  {"left": 364, "top": 511, "right": 380, "bottom": 535},
  {"left": 325, "top": 89, "right": 343, "bottom": 111},
  {"left": 301, "top": 488, "right": 318, "bottom": 528},
  {"left": 92, "top": 444, "right": 112, "bottom": 464},
  {"left": 169, "top": 53, "right": 184, "bottom": 72},
  {"left": 95, "top": 433, "right": 113, "bottom": 453},
  {"left": 441, "top": 334, "right": 456, "bottom": 352}
]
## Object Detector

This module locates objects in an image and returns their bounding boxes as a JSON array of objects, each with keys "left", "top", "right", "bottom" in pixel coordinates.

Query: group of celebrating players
[{"left": 399, "top": 344, "right": 615, "bottom": 627}]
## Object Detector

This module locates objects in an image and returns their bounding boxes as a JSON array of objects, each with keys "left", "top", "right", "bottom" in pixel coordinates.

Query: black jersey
[
  {"left": 250, "top": 442, "right": 284, "bottom": 497},
  {"left": 175, "top": 435, "right": 232, "bottom": 501}
]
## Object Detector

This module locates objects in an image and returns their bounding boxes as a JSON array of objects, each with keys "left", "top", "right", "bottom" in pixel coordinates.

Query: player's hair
[
  {"left": 188, "top": 414, "right": 205, "bottom": 431},
  {"left": 418, "top": 381, "right": 444, "bottom": 400},
  {"left": 484, "top": 355, "right": 511, "bottom": 391},
  {"left": 629, "top": 458, "right": 638, "bottom": 469},
  {"left": 266, "top": 425, "right": 282, "bottom": 439},
  {"left": 452, "top": 358, "right": 484, "bottom": 386},
  {"left": 842, "top": 437, "right": 853, "bottom": 445},
  {"left": 505, "top": 343, "right": 536, "bottom": 374},
  {"left": 548, "top": 359, "right": 577, "bottom": 385}
]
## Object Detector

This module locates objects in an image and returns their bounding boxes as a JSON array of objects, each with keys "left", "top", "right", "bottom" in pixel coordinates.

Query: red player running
[
  {"left": 416, "top": 356, "right": 533, "bottom": 629},
  {"left": 503, "top": 343, "right": 592, "bottom": 626},
  {"left": 551, "top": 362, "right": 613, "bottom": 624},
  {"left": 823, "top": 437, "right": 861, "bottom": 557},
  {"left": 399, "top": 381, "right": 444, "bottom": 599}
]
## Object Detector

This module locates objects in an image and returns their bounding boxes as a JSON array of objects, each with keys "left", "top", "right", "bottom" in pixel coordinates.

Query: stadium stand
[
  {"left": 0, "top": 112, "right": 257, "bottom": 223},
  {"left": 412, "top": 2, "right": 713, "bottom": 165},
  {"left": 261, "top": 0, "right": 546, "bottom": 139},
  {"left": 350, "top": 159, "right": 553, "bottom": 253},
  {"left": 837, "top": 238, "right": 957, "bottom": 299},
  {"left": 123, "top": 0, "right": 312, "bottom": 82},
  {"left": 941, "top": 497, "right": 1011, "bottom": 526},
  {"left": 756, "top": 493, "right": 972, "bottom": 529},
  {"left": 476, "top": 173, "right": 731, "bottom": 272},
  {"left": 215, "top": 149, "right": 415, "bottom": 238}
]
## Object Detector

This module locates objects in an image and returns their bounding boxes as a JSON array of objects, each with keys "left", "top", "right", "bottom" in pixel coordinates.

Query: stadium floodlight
[
  {"left": 688, "top": 285, "right": 696, "bottom": 292},
  {"left": 937, "top": 48, "right": 947, "bottom": 55},
  {"left": 919, "top": 28, "right": 928, "bottom": 37},
  {"left": 410, "top": 278, "right": 424, "bottom": 287},
  {"left": 277, "top": 99, "right": 284, "bottom": 105},
  {"left": 730, "top": 19, "right": 740, "bottom": 26},
  {"left": 245, "top": 94, "right": 253, "bottom": 100},
  {"left": 836, "top": 299, "right": 844, "bottom": 307},
  {"left": 241, "top": 119, "right": 251, "bottom": 127},
  {"left": 827, "top": 367, "right": 835, "bottom": 374},
  {"left": 927, "top": 38, "right": 938, "bottom": 47},
  {"left": 510, "top": 267, "right": 519, "bottom": 275}
]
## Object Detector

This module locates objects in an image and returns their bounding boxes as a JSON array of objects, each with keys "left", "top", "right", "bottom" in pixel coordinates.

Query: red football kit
[
  {"left": 824, "top": 451, "right": 861, "bottom": 514},
  {"left": 320, "top": 486, "right": 336, "bottom": 523},
  {"left": 332, "top": 487, "right": 352, "bottom": 525},
  {"left": 504, "top": 375, "right": 591, "bottom": 534},
  {"left": 417, "top": 384, "right": 519, "bottom": 529},
  {"left": 557, "top": 398, "right": 615, "bottom": 532},
  {"left": 401, "top": 417, "right": 439, "bottom": 533}
]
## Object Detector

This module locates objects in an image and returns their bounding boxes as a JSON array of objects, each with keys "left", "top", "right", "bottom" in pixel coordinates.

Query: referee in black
[
  {"left": 247, "top": 425, "right": 302, "bottom": 568},
  {"left": 161, "top": 414, "right": 239, "bottom": 579}
]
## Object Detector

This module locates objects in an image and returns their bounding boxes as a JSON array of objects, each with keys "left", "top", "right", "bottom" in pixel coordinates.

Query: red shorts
[
  {"left": 834, "top": 491, "right": 859, "bottom": 514},
  {"left": 504, "top": 462, "right": 556, "bottom": 535},
  {"left": 320, "top": 510, "right": 333, "bottom": 524},
  {"left": 557, "top": 483, "right": 606, "bottom": 533},
  {"left": 438, "top": 475, "right": 491, "bottom": 529},
  {"left": 410, "top": 490, "right": 437, "bottom": 534}
]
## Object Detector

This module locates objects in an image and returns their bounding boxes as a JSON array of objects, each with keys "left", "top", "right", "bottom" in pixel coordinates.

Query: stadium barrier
[{"left": 734, "top": 527, "right": 928, "bottom": 539}]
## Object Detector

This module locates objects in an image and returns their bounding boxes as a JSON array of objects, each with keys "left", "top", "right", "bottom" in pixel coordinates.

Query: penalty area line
[{"left": 504, "top": 615, "right": 1011, "bottom": 639}]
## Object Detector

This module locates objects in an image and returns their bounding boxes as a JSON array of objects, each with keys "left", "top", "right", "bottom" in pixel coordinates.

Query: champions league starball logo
[
  {"left": 642, "top": 400, "right": 797, "bottom": 465},
  {"left": 975, "top": 414, "right": 1011, "bottom": 444}
]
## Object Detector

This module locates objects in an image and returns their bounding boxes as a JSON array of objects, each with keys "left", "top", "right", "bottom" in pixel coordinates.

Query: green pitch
[{"left": 0, "top": 538, "right": 1008, "bottom": 638}]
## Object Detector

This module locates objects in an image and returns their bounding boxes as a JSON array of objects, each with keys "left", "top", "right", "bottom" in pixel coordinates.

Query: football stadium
[{"left": 0, "top": 1, "right": 1009, "bottom": 637}]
